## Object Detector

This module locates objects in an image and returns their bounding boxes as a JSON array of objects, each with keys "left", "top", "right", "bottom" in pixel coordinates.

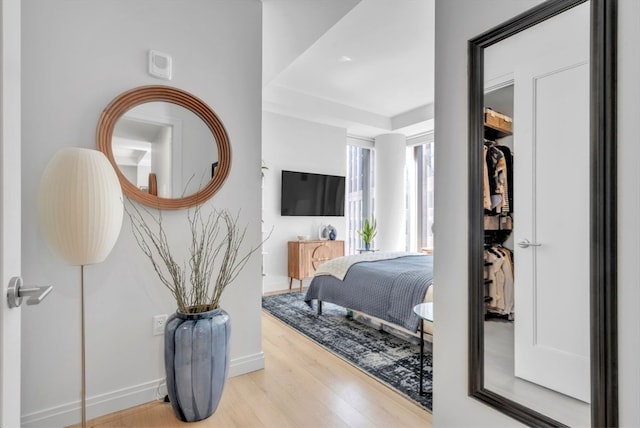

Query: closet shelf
[{"left": 484, "top": 108, "right": 512, "bottom": 138}]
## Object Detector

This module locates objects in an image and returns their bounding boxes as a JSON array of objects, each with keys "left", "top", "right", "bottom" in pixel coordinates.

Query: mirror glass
[
  {"left": 97, "top": 85, "right": 231, "bottom": 210},
  {"left": 112, "top": 102, "right": 219, "bottom": 198},
  {"left": 468, "top": 0, "right": 617, "bottom": 426},
  {"left": 482, "top": 3, "right": 590, "bottom": 426}
]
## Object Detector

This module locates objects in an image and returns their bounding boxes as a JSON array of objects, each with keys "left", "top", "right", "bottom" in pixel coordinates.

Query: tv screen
[{"left": 281, "top": 170, "right": 345, "bottom": 216}]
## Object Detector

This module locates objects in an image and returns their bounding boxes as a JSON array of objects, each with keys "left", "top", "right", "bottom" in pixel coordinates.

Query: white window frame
[
  {"left": 407, "top": 131, "right": 435, "bottom": 252},
  {"left": 346, "top": 136, "right": 375, "bottom": 254}
]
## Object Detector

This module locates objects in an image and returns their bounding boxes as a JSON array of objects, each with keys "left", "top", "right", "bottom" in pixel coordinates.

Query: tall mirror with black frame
[{"left": 468, "top": 0, "right": 617, "bottom": 427}]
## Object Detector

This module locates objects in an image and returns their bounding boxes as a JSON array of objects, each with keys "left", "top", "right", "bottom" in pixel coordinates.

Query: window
[
  {"left": 346, "top": 143, "right": 375, "bottom": 254},
  {"left": 406, "top": 139, "right": 434, "bottom": 252},
  {"left": 416, "top": 142, "right": 435, "bottom": 250},
  {"left": 347, "top": 135, "right": 433, "bottom": 254}
]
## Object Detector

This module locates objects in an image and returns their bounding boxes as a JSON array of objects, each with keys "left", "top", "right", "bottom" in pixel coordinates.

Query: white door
[
  {"left": 513, "top": 44, "right": 591, "bottom": 402},
  {"left": 1, "top": 0, "right": 21, "bottom": 425}
]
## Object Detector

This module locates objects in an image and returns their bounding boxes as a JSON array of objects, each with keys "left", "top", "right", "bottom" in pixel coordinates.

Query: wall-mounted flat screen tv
[{"left": 281, "top": 170, "right": 345, "bottom": 216}]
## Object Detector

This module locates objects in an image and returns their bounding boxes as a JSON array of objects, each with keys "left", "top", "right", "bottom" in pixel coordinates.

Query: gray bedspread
[{"left": 304, "top": 254, "right": 433, "bottom": 332}]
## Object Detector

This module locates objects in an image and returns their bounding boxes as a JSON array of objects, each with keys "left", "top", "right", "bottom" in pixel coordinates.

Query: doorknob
[
  {"left": 517, "top": 238, "right": 542, "bottom": 249},
  {"left": 6, "top": 276, "right": 53, "bottom": 308}
]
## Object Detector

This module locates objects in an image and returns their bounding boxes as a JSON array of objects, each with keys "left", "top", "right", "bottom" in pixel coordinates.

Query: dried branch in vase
[{"left": 125, "top": 199, "right": 269, "bottom": 313}]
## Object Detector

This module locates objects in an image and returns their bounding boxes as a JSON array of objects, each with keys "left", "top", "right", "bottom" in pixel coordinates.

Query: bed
[{"left": 304, "top": 252, "right": 434, "bottom": 340}]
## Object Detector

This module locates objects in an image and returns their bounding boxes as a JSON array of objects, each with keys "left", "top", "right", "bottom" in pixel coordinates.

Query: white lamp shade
[{"left": 38, "top": 148, "right": 124, "bottom": 266}]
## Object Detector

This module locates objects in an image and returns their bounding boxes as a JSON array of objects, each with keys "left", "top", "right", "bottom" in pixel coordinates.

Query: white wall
[
  {"left": 433, "top": 0, "right": 640, "bottom": 426},
  {"left": 433, "top": 3, "right": 540, "bottom": 426},
  {"left": 262, "top": 111, "right": 347, "bottom": 293},
  {"left": 616, "top": 1, "right": 640, "bottom": 424},
  {"left": 374, "top": 133, "right": 406, "bottom": 251},
  {"left": 20, "top": 1, "right": 263, "bottom": 426}
]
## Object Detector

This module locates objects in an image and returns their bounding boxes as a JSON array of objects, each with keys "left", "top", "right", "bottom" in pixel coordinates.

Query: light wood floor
[{"left": 74, "top": 311, "right": 432, "bottom": 428}]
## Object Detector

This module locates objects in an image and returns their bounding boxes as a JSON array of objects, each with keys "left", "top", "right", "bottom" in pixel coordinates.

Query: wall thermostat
[{"left": 148, "top": 50, "right": 172, "bottom": 80}]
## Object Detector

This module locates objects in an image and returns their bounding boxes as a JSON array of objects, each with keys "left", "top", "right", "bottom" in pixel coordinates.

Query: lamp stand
[
  {"left": 37, "top": 148, "right": 123, "bottom": 428},
  {"left": 81, "top": 264, "right": 86, "bottom": 428}
]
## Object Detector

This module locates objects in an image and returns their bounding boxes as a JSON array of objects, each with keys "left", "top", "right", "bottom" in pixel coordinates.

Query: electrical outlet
[{"left": 152, "top": 314, "right": 168, "bottom": 336}]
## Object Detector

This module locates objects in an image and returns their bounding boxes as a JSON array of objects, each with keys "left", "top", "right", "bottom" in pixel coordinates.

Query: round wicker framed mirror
[{"left": 96, "top": 85, "right": 231, "bottom": 210}]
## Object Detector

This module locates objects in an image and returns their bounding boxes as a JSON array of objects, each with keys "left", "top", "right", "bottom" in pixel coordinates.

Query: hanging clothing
[
  {"left": 497, "top": 145, "right": 513, "bottom": 213},
  {"left": 483, "top": 144, "right": 513, "bottom": 215},
  {"left": 499, "top": 247, "right": 514, "bottom": 315},
  {"left": 483, "top": 246, "right": 514, "bottom": 316},
  {"left": 483, "top": 146, "right": 492, "bottom": 210},
  {"left": 486, "top": 145, "right": 507, "bottom": 212}
]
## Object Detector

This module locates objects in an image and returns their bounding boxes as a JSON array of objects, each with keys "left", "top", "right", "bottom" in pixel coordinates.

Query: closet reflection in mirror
[
  {"left": 112, "top": 101, "right": 218, "bottom": 198},
  {"left": 481, "top": 2, "right": 590, "bottom": 426}
]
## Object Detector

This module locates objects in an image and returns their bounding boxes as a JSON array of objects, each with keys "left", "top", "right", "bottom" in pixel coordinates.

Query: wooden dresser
[{"left": 288, "top": 240, "right": 344, "bottom": 291}]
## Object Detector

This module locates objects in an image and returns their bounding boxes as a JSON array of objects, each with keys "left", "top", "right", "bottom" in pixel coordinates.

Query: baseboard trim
[
  {"left": 229, "top": 351, "right": 265, "bottom": 377},
  {"left": 21, "top": 352, "right": 265, "bottom": 427},
  {"left": 21, "top": 379, "right": 161, "bottom": 428}
]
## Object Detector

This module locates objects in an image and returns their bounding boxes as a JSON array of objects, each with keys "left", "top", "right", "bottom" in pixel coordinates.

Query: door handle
[
  {"left": 517, "top": 239, "right": 542, "bottom": 249},
  {"left": 6, "top": 276, "right": 53, "bottom": 308}
]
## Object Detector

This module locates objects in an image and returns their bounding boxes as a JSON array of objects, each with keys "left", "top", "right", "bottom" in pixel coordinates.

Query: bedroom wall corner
[
  {"left": 374, "top": 133, "right": 407, "bottom": 251},
  {"left": 262, "top": 111, "right": 347, "bottom": 294}
]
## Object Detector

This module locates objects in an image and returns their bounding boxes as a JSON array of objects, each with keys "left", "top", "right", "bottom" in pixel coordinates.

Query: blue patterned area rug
[{"left": 261, "top": 292, "right": 432, "bottom": 411}]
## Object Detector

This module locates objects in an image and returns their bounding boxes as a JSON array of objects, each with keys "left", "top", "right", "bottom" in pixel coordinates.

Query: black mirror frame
[{"left": 467, "top": 0, "right": 617, "bottom": 426}]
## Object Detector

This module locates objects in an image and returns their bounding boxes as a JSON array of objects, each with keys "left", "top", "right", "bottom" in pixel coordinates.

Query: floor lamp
[{"left": 38, "top": 148, "right": 123, "bottom": 428}]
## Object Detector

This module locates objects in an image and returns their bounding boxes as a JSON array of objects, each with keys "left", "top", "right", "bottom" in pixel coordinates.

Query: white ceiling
[{"left": 263, "top": 0, "right": 435, "bottom": 139}]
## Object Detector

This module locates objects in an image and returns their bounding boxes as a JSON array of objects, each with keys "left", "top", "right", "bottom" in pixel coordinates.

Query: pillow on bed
[{"left": 424, "top": 284, "right": 433, "bottom": 303}]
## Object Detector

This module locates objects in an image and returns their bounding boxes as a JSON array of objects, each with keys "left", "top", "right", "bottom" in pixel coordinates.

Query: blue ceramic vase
[
  {"left": 327, "top": 224, "right": 337, "bottom": 240},
  {"left": 165, "top": 307, "right": 231, "bottom": 422}
]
